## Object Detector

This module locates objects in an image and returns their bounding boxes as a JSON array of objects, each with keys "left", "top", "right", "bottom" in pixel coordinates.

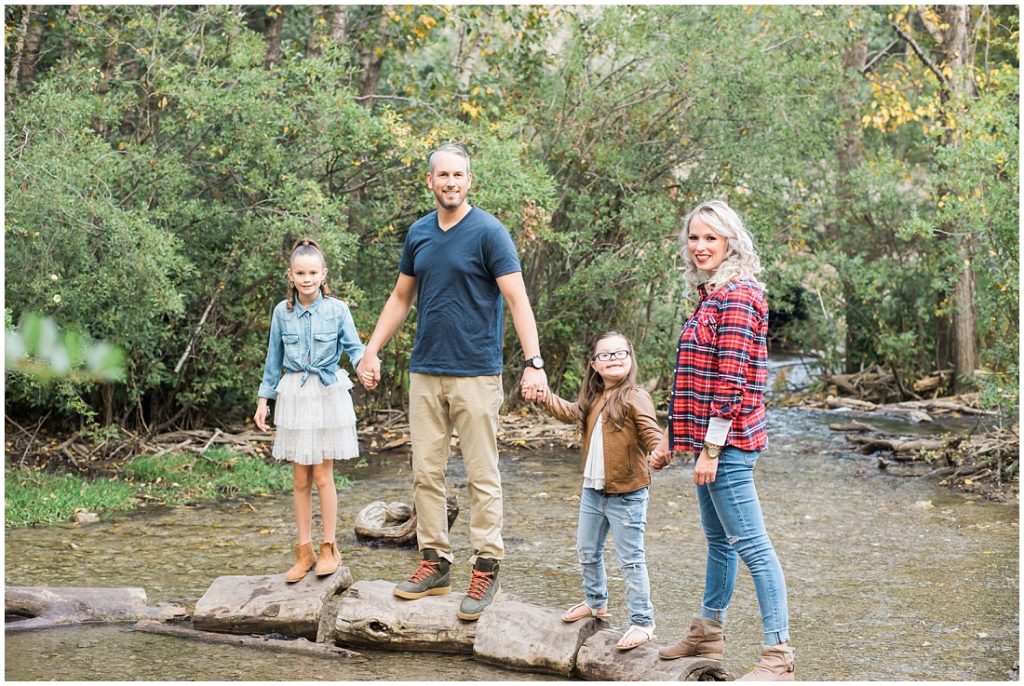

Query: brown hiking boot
[
  {"left": 314, "top": 540, "right": 341, "bottom": 576},
  {"left": 736, "top": 644, "right": 795, "bottom": 681},
  {"left": 659, "top": 615, "right": 725, "bottom": 660},
  {"left": 284, "top": 542, "right": 317, "bottom": 583}
]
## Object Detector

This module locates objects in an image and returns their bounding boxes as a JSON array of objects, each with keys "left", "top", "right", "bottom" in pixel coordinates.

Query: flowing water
[{"left": 4, "top": 407, "right": 1018, "bottom": 681}]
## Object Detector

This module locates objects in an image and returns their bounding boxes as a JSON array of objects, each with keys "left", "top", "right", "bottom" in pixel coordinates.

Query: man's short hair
[{"left": 429, "top": 143, "right": 471, "bottom": 174}]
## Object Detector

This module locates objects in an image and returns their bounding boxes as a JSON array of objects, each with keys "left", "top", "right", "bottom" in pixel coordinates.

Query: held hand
[
  {"left": 520, "top": 367, "right": 548, "bottom": 402},
  {"left": 649, "top": 433, "right": 672, "bottom": 471},
  {"left": 693, "top": 450, "right": 719, "bottom": 486},
  {"left": 254, "top": 400, "right": 270, "bottom": 432},
  {"left": 649, "top": 446, "right": 672, "bottom": 471},
  {"left": 357, "top": 354, "right": 381, "bottom": 390}
]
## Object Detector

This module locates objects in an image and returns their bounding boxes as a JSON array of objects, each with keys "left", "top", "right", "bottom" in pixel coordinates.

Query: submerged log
[
  {"left": 5, "top": 586, "right": 182, "bottom": 632},
  {"left": 133, "top": 619, "right": 365, "bottom": 660},
  {"left": 324, "top": 579, "right": 479, "bottom": 653},
  {"left": 575, "top": 628, "right": 730, "bottom": 681},
  {"left": 354, "top": 496, "right": 459, "bottom": 547},
  {"left": 473, "top": 599, "right": 603, "bottom": 676},
  {"left": 193, "top": 566, "right": 352, "bottom": 640},
  {"left": 846, "top": 434, "right": 945, "bottom": 457}
]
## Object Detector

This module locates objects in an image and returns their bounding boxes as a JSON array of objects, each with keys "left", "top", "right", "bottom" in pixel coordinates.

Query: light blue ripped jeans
[
  {"left": 697, "top": 446, "right": 790, "bottom": 645},
  {"left": 577, "top": 486, "right": 654, "bottom": 627}
]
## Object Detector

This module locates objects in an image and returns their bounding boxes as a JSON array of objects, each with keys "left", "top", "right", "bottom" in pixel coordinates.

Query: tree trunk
[
  {"left": 329, "top": 6, "right": 349, "bottom": 44},
  {"left": 62, "top": 5, "right": 81, "bottom": 68},
  {"left": 7, "top": 6, "right": 37, "bottom": 96},
  {"left": 19, "top": 6, "right": 45, "bottom": 86},
  {"left": 307, "top": 5, "right": 324, "bottom": 58},
  {"left": 836, "top": 35, "right": 873, "bottom": 373},
  {"left": 927, "top": 5, "right": 980, "bottom": 389},
  {"left": 263, "top": 5, "right": 286, "bottom": 68},
  {"left": 358, "top": 6, "right": 391, "bottom": 104}
]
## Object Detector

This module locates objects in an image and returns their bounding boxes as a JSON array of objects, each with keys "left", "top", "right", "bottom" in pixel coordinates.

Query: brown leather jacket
[{"left": 544, "top": 385, "right": 663, "bottom": 494}]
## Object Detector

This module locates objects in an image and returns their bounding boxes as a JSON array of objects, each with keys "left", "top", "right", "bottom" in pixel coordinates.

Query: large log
[
  {"left": 133, "top": 619, "right": 365, "bottom": 660},
  {"left": 575, "top": 628, "right": 730, "bottom": 681},
  {"left": 193, "top": 566, "right": 352, "bottom": 640},
  {"left": 354, "top": 496, "right": 459, "bottom": 547},
  {"left": 473, "top": 599, "right": 603, "bottom": 676},
  {"left": 5, "top": 586, "right": 183, "bottom": 632},
  {"left": 324, "top": 579, "right": 480, "bottom": 653}
]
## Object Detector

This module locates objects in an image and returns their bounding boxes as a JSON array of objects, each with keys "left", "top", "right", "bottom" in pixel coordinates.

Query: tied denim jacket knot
[{"left": 258, "top": 293, "right": 365, "bottom": 400}]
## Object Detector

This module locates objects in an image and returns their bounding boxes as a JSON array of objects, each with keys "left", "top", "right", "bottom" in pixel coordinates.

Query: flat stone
[
  {"left": 193, "top": 566, "right": 352, "bottom": 640},
  {"left": 474, "top": 599, "right": 602, "bottom": 676},
  {"left": 575, "top": 628, "right": 730, "bottom": 681}
]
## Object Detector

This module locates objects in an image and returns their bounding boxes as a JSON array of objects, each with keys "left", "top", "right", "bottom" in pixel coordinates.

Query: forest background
[{"left": 4, "top": 5, "right": 1019, "bottom": 443}]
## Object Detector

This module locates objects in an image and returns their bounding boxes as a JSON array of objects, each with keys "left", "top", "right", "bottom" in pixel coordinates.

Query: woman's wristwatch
[{"left": 703, "top": 441, "right": 723, "bottom": 459}]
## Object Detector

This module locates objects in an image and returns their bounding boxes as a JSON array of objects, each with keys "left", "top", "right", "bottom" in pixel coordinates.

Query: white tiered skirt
[{"left": 271, "top": 372, "right": 359, "bottom": 464}]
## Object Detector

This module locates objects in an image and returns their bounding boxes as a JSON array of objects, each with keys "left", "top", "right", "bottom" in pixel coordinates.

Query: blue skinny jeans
[
  {"left": 576, "top": 486, "right": 654, "bottom": 627},
  {"left": 697, "top": 447, "right": 790, "bottom": 645}
]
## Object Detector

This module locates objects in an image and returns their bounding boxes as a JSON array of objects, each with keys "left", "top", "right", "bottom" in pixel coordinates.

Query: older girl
[
  {"left": 539, "top": 331, "right": 662, "bottom": 651},
  {"left": 652, "top": 201, "right": 795, "bottom": 680},
  {"left": 255, "top": 238, "right": 365, "bottom": 582}
]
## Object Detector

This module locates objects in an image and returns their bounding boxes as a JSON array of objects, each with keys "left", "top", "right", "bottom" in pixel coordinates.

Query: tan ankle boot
[
  {"left": 736, "top": 644, "right": 795, "bottom": 681},
  {"left": 658, "top": 616, "right": 725, "bottom": 660},
  {"left": 284, "top": 542, "right": 317, "bottom": 583},
  {"left": 314, "top": 540, "right": 340, "bottom": 576}
]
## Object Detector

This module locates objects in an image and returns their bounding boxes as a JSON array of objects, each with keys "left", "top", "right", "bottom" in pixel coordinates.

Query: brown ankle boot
[
  {"left": 314, "top": 540, "right": 340, "bottom": 576},
  {"left": 736, "top": 644, "right": 795, "bottom": 681},
  {"left": 658, "top": 615, "right": 725, "bottom": 660},
  {"left": 284, "top": 542, "right": 317, "bottom": 583}
]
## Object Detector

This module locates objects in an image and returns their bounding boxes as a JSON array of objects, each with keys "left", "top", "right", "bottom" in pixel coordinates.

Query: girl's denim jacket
[{"left": 258, "top": 293, "right": 365, "bottom": 400}]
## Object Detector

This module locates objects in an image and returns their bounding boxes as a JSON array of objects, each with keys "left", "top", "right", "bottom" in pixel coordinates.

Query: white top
[{"left": 583, "top": 414, "right": 606, "bottom": 490}]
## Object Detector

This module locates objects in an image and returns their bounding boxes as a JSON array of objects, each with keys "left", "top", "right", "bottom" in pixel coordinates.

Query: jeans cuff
[
  {"left": 764, "top": 627, "right": 790, "bottom": 645},
  {"left": 700, "top": 605, "right": 727, "bottom": 624}
]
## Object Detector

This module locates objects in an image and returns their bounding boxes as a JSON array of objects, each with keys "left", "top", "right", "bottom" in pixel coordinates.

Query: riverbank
[
  {"left": 4, "top": 448, "right": 309, "bottom": 527},
  {"left": 3, "top": 410, "right": 572, "bottom": 528},
  {"left": 5, "top": 396, "right": 1016, "bottom": 527}
]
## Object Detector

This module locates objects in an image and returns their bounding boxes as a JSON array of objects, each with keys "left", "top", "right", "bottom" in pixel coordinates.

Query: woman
[{"left": 650, "top": 200, "right": 795, "bottom": 680}]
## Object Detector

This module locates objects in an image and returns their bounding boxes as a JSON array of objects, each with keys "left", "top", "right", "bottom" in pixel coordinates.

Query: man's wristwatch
[
  {"left": 703, "top": 441, "right": 723, "bottom": 459},
  {"left": 523, "top": 355, "right": 545, "bottom": 370}
]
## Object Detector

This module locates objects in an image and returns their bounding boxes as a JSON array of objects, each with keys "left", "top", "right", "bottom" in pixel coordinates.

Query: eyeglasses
[{"left": 593, "top": 349, "right": 631, "bottom": 362}]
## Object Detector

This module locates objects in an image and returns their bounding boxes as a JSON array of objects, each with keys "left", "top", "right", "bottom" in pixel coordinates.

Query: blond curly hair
[{"left": 680, "top": 200, "right": 764, "bottom": 296}]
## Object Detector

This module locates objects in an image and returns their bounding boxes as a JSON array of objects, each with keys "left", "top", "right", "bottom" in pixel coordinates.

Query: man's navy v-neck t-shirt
[{"left": 398, "top": 207, "right": 521, "bottom": 376}]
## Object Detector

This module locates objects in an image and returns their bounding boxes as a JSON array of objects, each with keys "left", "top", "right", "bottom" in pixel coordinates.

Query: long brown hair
[
  {"left": 286, "top": 237, "right": 332, "bottom": 311},
  {"left": 576, "top": 331, "right": 639, "bottom": 432}
]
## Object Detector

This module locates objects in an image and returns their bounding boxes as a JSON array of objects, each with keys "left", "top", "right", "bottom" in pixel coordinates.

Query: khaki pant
[{"left": 409, "top": 373, "right": 504, "bottom": 564}]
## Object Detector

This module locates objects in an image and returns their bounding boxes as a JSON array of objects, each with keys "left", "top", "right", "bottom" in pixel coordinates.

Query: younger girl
[
  {"left": 538, "top": 331, "right": 663, "bottom": 650},
  {"left": 254, "top": 238, "right": 365, "bottom": 582}
]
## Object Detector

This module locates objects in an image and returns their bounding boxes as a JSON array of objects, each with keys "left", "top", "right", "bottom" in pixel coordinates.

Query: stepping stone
[
  {"left": 474, "top": 598, "right": 603, "bottom": 676},
  {"left": 575, "top": 628, "right": 730, "bottom": 680},
  {"left": 193, "top": 567, "right": 352, "bottom": 640}
]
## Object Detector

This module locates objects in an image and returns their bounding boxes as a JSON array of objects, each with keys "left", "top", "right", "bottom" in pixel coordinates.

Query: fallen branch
[{"left": 133, "top": 620, "right": 364, "bottom": 660}]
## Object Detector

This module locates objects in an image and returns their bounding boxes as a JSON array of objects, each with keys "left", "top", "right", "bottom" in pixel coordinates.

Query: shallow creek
[{"left": 4, "top": 407, "right": 1018, "bottom": 680}]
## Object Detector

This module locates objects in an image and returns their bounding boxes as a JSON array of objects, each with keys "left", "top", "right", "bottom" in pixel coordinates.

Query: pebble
[{"left": 72, "top": 512, "right": 99, "bottom": 525}]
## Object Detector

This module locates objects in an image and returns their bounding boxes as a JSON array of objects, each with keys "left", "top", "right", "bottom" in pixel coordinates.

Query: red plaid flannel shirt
[{"left": 668, "top": 279, "right": 769, "bottom": 455}]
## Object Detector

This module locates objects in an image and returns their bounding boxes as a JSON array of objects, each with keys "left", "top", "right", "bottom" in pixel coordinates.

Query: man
[{"left": 356, "top": 143, "right": 548, "bottom": 621}]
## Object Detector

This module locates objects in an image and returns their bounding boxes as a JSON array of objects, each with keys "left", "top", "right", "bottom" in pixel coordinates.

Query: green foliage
[{"left": 4, "top": 5, "right": 1017, "bottom": 427}]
